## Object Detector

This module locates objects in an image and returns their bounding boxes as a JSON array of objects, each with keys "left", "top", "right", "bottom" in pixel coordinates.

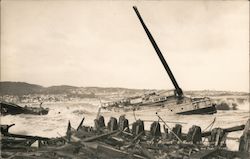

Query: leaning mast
[{"left": 133, "top": 6, "right": 183, "bottom": 98}]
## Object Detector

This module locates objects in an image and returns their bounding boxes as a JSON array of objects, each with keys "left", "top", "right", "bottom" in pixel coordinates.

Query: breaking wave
[
  {"left": 213, "top": 96, "right": 249, "bottom": 111},
  {"left": 1, "top": 101, "right": 249, "bottom": 151}
]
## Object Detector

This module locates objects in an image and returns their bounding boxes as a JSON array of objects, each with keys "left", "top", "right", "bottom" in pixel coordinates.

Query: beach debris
[
  {"left": 239, "top": 119, "right": 250, "bottom": 152},
  {"left": 1, "top": 114, "right": 250, "bottom": 159}
]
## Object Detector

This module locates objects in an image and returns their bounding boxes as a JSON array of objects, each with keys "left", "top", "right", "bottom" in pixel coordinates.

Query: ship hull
[
  {"left": 177, "top": 105, "right": 217, "bottom": 115},
  {"left": 103, "top": 99, "right": 217, "bottom": 115}
]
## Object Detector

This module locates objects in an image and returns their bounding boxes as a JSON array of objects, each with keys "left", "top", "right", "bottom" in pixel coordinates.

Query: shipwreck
[
  {"left": 0, "top": 101, "right": 49, "bottom": 116},
  {"left": 102, "top": 7, "right": 217, "bottom": 115}
]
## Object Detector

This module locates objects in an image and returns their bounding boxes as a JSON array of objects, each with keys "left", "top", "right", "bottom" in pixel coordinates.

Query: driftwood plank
[
  {"left": 97, "top": 144, "right": 146, "bottom": 159},
  {"left": 82, "top": 130, "right": 119, "bottom": 142},
  {"left": 189, "top": 148, "right": 218, "bottom": 159}
]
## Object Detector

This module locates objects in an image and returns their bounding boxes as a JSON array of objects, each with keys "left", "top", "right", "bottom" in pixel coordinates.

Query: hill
[
  {"left": 0, "top": 81, "right": 248, "bottom": 97},
  {"left": 0, "top": 82, "right": 44, "bottom": 95}
]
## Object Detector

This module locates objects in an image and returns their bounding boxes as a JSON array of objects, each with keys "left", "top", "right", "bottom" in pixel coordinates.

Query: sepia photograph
[{"left": 1, "top": 0, "right": 249, "bottom": 158}]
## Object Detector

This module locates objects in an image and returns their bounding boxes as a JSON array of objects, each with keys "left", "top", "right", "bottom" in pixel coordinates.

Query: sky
[{"left": 1, "top": 0, "right": 249, "bottom": 92}]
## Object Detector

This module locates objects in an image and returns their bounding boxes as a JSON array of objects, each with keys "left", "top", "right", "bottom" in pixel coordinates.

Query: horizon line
[{"left": 0, "top": 81, "right": 249, "bottom": 93}]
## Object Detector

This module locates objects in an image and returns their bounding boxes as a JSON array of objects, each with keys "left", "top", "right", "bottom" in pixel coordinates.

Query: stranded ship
[{"left": 102, "top": 7, "right": 217, "bottom": 115}]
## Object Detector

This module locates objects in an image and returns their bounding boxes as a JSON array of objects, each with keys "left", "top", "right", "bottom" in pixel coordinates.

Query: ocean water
[{"left": 1, "top": 100, "right": 249, "bottom": 151}]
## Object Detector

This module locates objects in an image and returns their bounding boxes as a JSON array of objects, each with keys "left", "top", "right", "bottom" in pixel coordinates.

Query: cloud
[{"left": 1, "top": 1, "right": 249, "bottom": 92}]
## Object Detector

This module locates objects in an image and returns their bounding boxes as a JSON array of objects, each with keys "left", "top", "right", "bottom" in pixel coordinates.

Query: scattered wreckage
[
  {"left": 0, "top": 101, "right": 49, "bottom": 115},
  {"left": 1, "top": 112, "right": 250, "bottom": 159}
]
